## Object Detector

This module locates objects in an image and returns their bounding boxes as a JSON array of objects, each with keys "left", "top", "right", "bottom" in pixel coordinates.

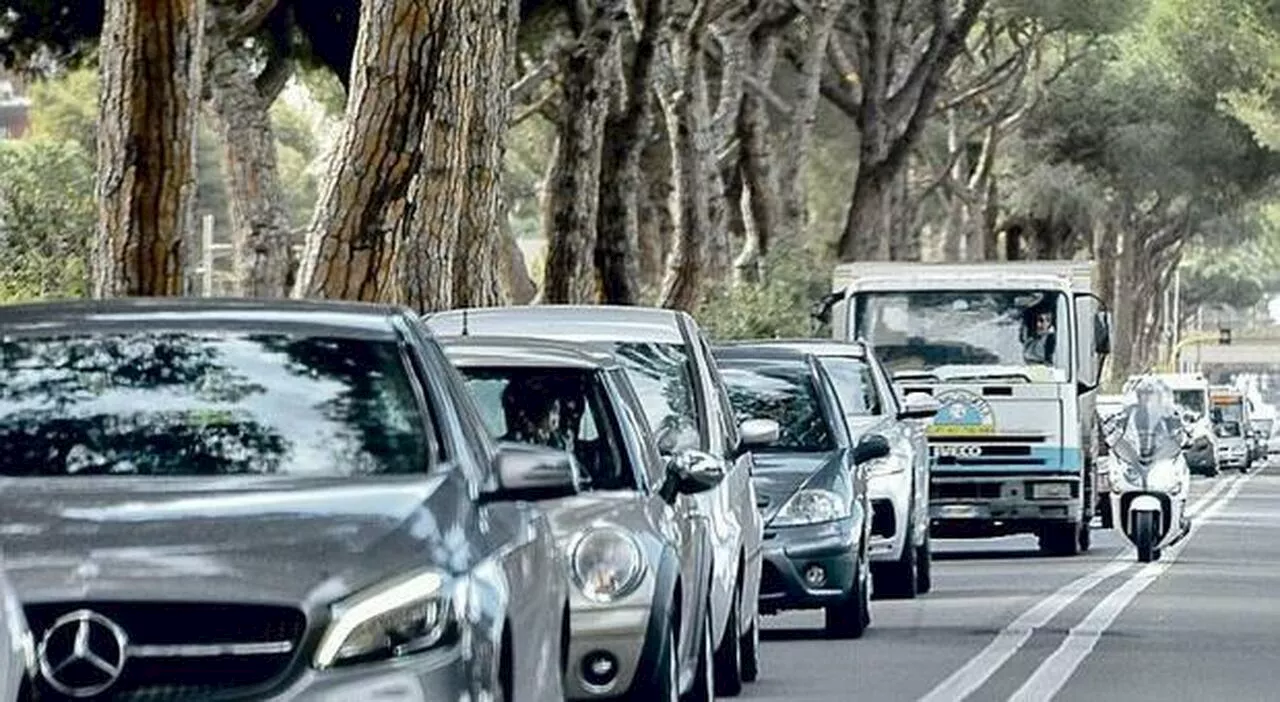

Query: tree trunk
[
  {"left": 734, "top": 38, "right": 781, "bottom": 283},
  {"left": 292, "top": 0, "right": 446, "bottom": 301},
  {"left": 541, "top": 1, "right": 625, "bottom": 304},
  {"left": 658, "top": 1, "right": 714, "bottom": 311},
  {"left": 637, "top": 130, "right": 673, "bottom": 297},
  {"left": 203, "top": 10, "right": 294, "bottom": 297},
  {"left": 388, "top": 0, "right": 518, "bottom": 312},
  {"left": 840, "top": 167, "right": 893, "bottom": 260},
  {"left": 93, "top": 0, "right": 205, "bottom": 297}
]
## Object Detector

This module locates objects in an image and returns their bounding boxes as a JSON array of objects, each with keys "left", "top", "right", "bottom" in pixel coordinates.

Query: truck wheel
[
  {"left": 1078, "top": 520, "right": 1092, "bottom": 552},
  {"left": 1038, "top": 522, "right": 1081, "bottom": 556}
]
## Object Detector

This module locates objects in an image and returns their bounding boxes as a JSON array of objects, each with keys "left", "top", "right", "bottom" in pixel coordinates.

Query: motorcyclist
[{"left": 1103, "top": 376, "right": 1186, "bottom": 456}]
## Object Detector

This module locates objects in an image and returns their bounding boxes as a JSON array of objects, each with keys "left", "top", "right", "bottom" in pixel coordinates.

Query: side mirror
[
  {"left": 897, "top": 392, "right": 940, "bottom": 421},
  {"left": 480, "top": 442, "right": 580, "bottom": 504},
  {"left": 853, "top": 434, "right": 891, "bottom": 464},
  {"left": 1094, "top": 311, "right": 1112, "bottom": 355},
  {"left": 660, "top": 449, "right": 726, "bottom": 501},
  {"left": 739, "top": 418, "right": 780, "bottom": 448}
]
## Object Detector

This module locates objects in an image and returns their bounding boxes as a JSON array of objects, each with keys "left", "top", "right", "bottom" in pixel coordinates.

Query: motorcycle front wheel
[{"left": 1134, "top": 510, "right": 1157, "bottom": 563}]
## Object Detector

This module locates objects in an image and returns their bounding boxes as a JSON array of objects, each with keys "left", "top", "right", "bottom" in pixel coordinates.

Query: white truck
[{"left": 817, "top": 261, "right": 1112, "bottom": 555}]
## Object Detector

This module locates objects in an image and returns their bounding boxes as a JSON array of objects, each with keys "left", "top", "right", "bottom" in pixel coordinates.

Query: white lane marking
[
  {"left": 1007, "top": 471, "right": 1255, "bottom": 702},
  {"left": 917, "top": 474, "right": 1237, "bottom": 702}
]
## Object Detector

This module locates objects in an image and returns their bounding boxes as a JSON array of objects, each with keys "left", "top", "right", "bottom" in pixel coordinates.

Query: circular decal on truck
[{"left": 928, "top": 389, "right": 996, "bottom": 435}]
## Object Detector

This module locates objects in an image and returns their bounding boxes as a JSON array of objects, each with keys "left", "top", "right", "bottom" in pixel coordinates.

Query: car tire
[
  {"left": 632, "top": 613, "right": 680, "bottom": 702},
  {"left": 824, "top": 545, "right": 870, "bottom": 639},
  {"left": 1078, "top": 518, "right": 1092, "bottom": 552},
  {"left": 740, "top": 613, "right": 760, "bottom": 683},
  {"left": 713, "top": 586, "right": 744, "bottom": 696},
  {"left": 681, "top": 605, "right": 715, "bottom": 702},
  {"left": 873, "top": 518, "right": 919, "bottom": 599},
  {"left": 915, "top": 531, "right": 933, "bottom": 595}
]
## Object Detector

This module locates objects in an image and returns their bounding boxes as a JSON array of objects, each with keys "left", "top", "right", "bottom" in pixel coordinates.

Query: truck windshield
[{"left": 853, "top": 289, "right": 1071, "bottom": 380}]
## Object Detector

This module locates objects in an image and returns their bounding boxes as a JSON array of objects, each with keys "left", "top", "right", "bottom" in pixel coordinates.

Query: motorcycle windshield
[{"left": 1107, "top": 396, "right": 1182, "bottom": 467}]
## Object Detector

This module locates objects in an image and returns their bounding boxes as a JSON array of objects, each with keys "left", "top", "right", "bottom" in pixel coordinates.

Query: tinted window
[
  {"left": 0, "top": 331, "right": 430, "bottom": 476},
  {"left": 719, "top": 362, "right": 834, "bottom": 452},
  {"left": 817, "top": 356, "right": 879, "bottom": 415},
  {"left": 591, "top": 342, "right": 700, "bottom": 453},
  {"left": 457, "top": 367, "right": 636, "bottom": 491}
]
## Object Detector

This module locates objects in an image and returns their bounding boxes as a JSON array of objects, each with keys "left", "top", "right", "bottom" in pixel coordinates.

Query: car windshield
[
  {"left": 853, "top": 289, "right": 1070, "bottom": 380},
  {"left": 587, "top": 341, "right": 700, "bottom": 453},
  {"left": 1173, "top": 389, "right": 1206, "bottom": 417},
  {"left": 815, "top": 355, "right": 878, "bottom": 415},
  {"left": 718, "top": 361, "right": 835, "bottom": 453},
  {"left": 0, "top": 331, "right": 430, "bottom": 477},
  {"left": 457, "top": 366, "right": 636, "bottom": 490}
]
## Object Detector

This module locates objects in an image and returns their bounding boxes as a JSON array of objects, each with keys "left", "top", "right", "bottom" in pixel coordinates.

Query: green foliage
[
  {"left": 276, "top": 143, "right": 319, "bottom": 229},
  {"left": 0, "top": 138, "right": 94, "bottom": 300},
  {"left": 697, "top": 248, "right": 832, "bottom": 341},
  {"left": 505, "top": 117, "right": 554, "bottom": 240},
  {"left": 26, "top": 68, "right": 97, "bottom": 157}
]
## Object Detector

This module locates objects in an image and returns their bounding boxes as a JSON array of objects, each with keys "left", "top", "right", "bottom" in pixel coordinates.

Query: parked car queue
[{"left": 0, "top": 299, "right": 939, "bottom": 702}]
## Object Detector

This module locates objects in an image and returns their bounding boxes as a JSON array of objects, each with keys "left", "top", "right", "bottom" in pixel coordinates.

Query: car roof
[
  {"left": 0, "top": 297, "right": 410, "bottom": 338},
  {"left": 711, "top": 344, "right": 817, "bottom": 364},
  {"left": 425, "top": 305, "right": 688, "bottom": 344},
  {"left": 715, "top": 338, "right": 867, "bottom": 359},
  {"left": 439, "top": 335, "right": 618, "bottom": 371}
]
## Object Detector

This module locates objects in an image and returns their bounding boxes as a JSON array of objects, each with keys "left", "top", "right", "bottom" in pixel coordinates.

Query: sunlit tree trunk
[
  {"left": 93, "top": 0, "right": 205, "bottom": 297},
  {"left": 204, "top": 1, "right": 295, "bottom": 297},
  {"left": 292, "top": 0, "right": 445, "bottom": 301}
]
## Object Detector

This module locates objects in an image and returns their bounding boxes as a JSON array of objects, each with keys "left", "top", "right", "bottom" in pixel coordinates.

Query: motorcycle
[{"left": 1103, "top": 382, "right": 1192, "bottom": 563}]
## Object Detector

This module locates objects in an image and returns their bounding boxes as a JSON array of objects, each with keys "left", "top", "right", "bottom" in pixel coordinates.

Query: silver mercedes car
[
  {"left": 443, "top": 336, "right": 738, "bottom": 701},
  {"left": 1, "top": 564, "right": 31, "bottom": 702},
  {"left": 427, "top": 306, "right": 774, "bottom": 696}
]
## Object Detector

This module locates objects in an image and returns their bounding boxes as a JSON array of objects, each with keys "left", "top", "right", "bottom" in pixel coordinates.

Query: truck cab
[{"left": 820, "top": 261, "right": 1111, "bottom": 556}]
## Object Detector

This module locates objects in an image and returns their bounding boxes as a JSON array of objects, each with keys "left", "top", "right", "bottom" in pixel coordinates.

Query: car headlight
[
  {"left": 313, "top": 569, "right": 456, "bottom": 669},
  {"left": 572, "top": 528, "right": 645, "bottom": 603},
  {"left": 771, "top": 489, "right": 850, "bottom": 527}
]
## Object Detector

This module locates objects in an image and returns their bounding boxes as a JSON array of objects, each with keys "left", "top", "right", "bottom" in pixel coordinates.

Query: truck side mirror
[{"left": 1094, "top": 311, "right": 1112, "bottom": 355}]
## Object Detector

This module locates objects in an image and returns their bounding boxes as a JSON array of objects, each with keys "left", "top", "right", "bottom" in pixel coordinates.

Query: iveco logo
[
  {"left": 37, "top": 609, "right": 129, "bottom": 698},
  {"left": 930, "top": 444, "right": 983, "bottom": 458}
]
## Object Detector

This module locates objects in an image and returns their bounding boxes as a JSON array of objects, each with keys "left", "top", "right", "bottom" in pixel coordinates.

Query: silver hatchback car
[
  {"left": 443, "top": 336, "right": 726, "bottom": 701},
  {"left": 427, "top": 306, "right": 775, "bottom": 696}
]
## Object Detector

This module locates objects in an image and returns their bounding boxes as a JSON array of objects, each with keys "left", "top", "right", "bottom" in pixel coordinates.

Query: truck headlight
[
  {"left": 314, "top": 569, "right": 456, "bottom": 669},
  {"left": 572, "top": 528, "right": 645, "bottom": 603},
  {"left": 771, "top": 489, "right": 850, "bottom": 527}
]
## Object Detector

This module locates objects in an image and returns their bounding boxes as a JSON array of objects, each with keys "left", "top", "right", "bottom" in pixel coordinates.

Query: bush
[
  {"left": 0, "top": 137, "right": 95, "bottom": 301},
  {"left": 697, "top": 247, "right": 833, "bottom": 341}
]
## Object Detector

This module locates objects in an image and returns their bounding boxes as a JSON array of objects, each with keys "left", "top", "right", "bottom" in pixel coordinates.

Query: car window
[
  {"left": 818, "top": 355, "right": 882, "bottom": 415},
  {"left": 456, "top": 366, "right": 637, "bottom": 491},
  {"left": 590, "top": 341, "right": 701, "bottom": 454},
  {"left": 0, "top": 331, "right": 433, "bottom": 476},
  {"left": 718, "top": 361, "right": 836, "bottom": 453},
  {"left": 607, "top": 368, "right": 663, "bottom": 491},
  {"left": 698, "top": 334, "right": 739, "bottom": 454}
]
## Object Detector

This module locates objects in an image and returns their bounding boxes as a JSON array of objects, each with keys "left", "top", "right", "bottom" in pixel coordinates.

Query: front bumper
[
  {"left": 266, "top": 645, "right": 471, "bottom": 702},
  {"left": 1217, "top": 446, "right": 1248, "bottom": 467},
  {"left": 757, "top": 518, "right": 858, "bottom": 614},
  {"left": 929, "top": 474, "right": 1081, "bottom": 538},
  {"left": 563, "top": 602, "right": 651, "bottom": 699},
  {"left": 867, "top": 470, "right": 910, "bottom": 563}
]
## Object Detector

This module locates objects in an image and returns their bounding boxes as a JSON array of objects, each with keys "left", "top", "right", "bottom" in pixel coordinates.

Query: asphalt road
[{"left": 742, "top": 464, "right": 1273, "bottom": 702}]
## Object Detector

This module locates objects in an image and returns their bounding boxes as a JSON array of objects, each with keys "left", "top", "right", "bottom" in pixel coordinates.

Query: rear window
[
  {"left": 0, "top": 331, "right": 430, "bottom": 477},
  {"left": 594, "top": 342, "right": 700, "bottom": 453},
  {"left": 719, "top": 361, "right": 835, "bottom": 453}
]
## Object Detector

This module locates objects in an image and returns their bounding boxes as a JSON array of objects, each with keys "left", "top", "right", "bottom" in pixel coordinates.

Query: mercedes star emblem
[{"left": 36, "top": 609, "right": 129, "bottom": 698}]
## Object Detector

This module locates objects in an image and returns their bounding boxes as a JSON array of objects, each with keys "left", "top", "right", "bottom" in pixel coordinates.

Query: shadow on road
[{"left": 932, "top": 548, "right": 1047, "bottom": 561}]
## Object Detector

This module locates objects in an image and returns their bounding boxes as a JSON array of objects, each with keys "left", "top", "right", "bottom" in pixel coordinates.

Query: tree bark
[
  {"left": 292, "top": 0, "right": 446, "bottom": 301},
  {"left": 204, "top": 2, "right": 294, "bottom": 297},
  {"left": 93, "top": 0, "right": 206, "bottom": 297},
  {"left": 390, "top": 0, "right": 519, "bottom": 312},
  {"left": 637, "top": 128, "right": 674, "bottom": 296},
  {"left": 541, "top": 1, "right": 626, "bottom": 304}
]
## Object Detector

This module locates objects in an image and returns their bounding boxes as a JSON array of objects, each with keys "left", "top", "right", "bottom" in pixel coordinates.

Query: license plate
[
  {"left": 1032, "top": 482, "right": 1072, "bottom": 499},
  {"left": 937, "top": 504, "right": 981, "bottom": 518}
]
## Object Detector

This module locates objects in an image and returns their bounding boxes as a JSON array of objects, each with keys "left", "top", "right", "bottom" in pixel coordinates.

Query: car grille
[
  {"left": 24, "top": 601, "right": 307, "bottom": 701},
  {"left": 927, "top": 435, "right": 1048, "bottom": 467}
]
